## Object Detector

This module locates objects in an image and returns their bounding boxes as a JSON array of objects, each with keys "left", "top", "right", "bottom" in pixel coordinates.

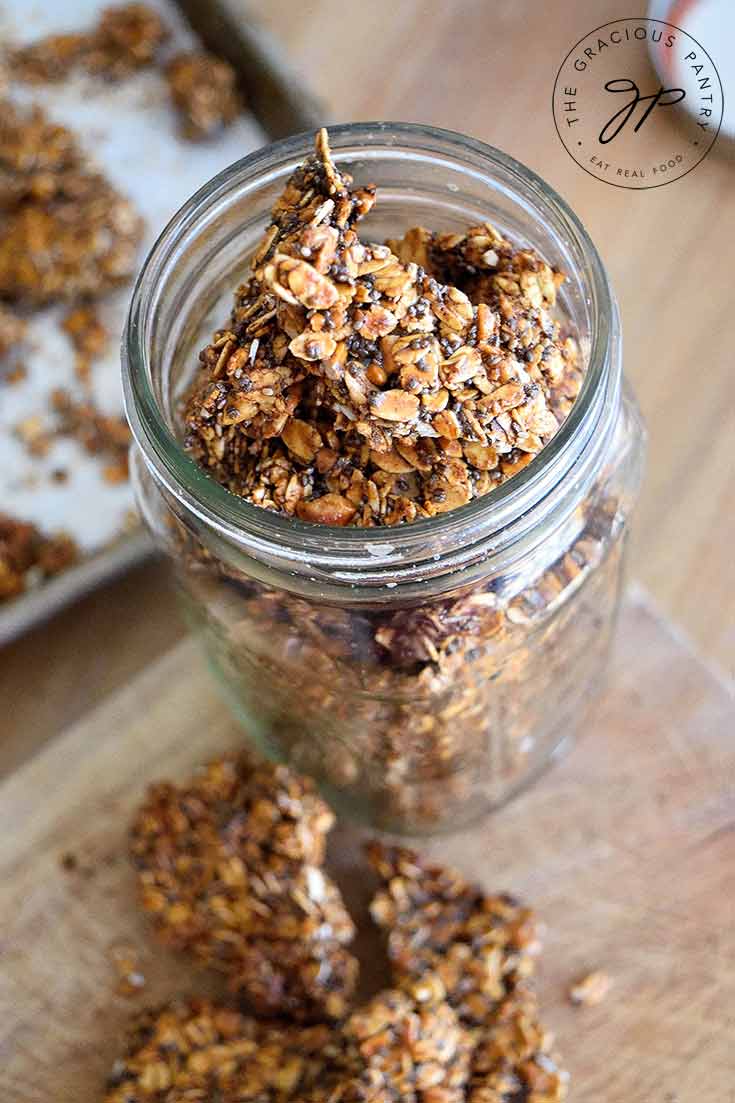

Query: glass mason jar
[{"left": 123, "top": 123, "right": 645, "bottom": 835}]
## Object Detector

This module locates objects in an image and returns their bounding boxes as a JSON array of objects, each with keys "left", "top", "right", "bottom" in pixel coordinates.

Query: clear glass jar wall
[{"left": 124, "top": 124, "right": 645, "bottom": 834}]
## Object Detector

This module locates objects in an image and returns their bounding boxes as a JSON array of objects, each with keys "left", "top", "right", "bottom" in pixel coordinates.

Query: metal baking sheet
[{"left": 0, "top": 0, "right": 324, "bottom": 644}]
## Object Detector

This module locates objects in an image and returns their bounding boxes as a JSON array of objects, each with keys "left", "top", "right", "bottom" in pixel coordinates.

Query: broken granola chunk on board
[
  {"left": 467, "top": 988, "right": 568, "bottom": 1103},
  {"left": 183, "top": 128, "right": 581, "bottom": 526},
  {"left": 366, "top": 843, "right": 539, "bottom": 1025},
  {"left": 166, "top": 52, "right": 243, "bottom": 141},
  {"left": 130, "top": 755, "right": 358, "bottom": 1020},
  {"left": 338, "top": 975, "right": 473, "bottom": 1103},
  {"left": 103, "top": 998, "right": 342, "bottom": 1103}
]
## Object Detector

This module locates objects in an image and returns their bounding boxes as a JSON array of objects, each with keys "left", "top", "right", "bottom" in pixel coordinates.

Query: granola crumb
[
  {"left": 129, "top": 755, "right": 358, "bottom": 1021},
  {"left": 568, "top": 969, "right": 612, "bottom": 1007},
  {"left": 109, "top": 941, "right": 147, "bottom": 998},
  {"left": 165, "top": 51, "right": 243, "bottom": 141}
]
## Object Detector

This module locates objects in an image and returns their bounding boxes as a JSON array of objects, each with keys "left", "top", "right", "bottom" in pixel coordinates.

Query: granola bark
[
  {"left": 130, "top": 755, "right": 358, "bottom": 1020},
  {"left": 467, "top": 988, "right": 568, "bottom": 1103},
  {"left": 335, "top": 974, "right": 473, "bottom": 1103},
  {"left": 366, "top": 843, "right": 538, "bottom": 1026},
  {"left": 366, "top": 847, "right": 567, "bottom": 1101},
  {"left": 104, "top": 998, "right": 342, "bottom": 1102},
  {"left": 183, "top": 129, "right": 580, "bottom": 525}
]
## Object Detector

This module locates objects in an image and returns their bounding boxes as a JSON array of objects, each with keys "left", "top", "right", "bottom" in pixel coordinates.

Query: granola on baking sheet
[
  {"left": 0, "top": 513, "right": 78, "bottom": 601},
  {"left": 165, "top": 51, "right": 243, "bottom": 141},
  {"left": 0, "top": 100, "right": 144, "bottom": 305},
  {"left": 130, "top": 755, "right": 358, "bottom": 1021},
  {"left": 183, "top": 129, "right": 581, "bottom": 526},
  {"left": 9, "top": 3, "right": 168, "bottom": 84}
]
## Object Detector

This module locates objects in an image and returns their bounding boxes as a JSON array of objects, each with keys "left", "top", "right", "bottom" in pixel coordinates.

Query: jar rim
[{"left": 123, "top": 121, "right": 618, "bottom": 589}]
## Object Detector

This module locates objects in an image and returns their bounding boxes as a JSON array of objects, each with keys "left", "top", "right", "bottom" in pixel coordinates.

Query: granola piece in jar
[
  {"left": 367, "top": 843, "right": 539, "bottom": 1025},
  {"left": 130, "top": 755, "right": 358, "bottom": 1020},
  {"left": 339, "top": 974, "right": 473, "bottom": 1103},
  {"left": 166, "top": 52, "right": 243, "bottom": 141},
  {"left": 183, "top": 129, "right": 575, "bottom": 526},
  {"left": 104, "top": 998, "right": 342, "bottom": 1103},
  {"left": 468, "top": 988, "right": 568, "bottom": 1103}
]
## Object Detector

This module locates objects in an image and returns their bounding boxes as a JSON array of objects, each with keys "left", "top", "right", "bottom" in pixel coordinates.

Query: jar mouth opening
[{"left": 123, "top": 121, "right": 616, "bottom": 576}]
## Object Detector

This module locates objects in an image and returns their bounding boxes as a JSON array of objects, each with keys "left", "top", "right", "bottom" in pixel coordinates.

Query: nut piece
[
  {"left": 296, "top": 493, "right": 357, "bottom": 526},
  {"left": 264, "top": 254, "right": 339, "bottom": 310},
  {"left": 282, "top": 418, "right": 323, "bottom": 462},
  {"left": 369, "top": 389, "right": 420, "bottom": 422},
  {"left": 568, "top": 969, "right": 612, "bottom": 1007},
  {"left": 130, "top": 755, "right": 358, "bottom": 1020}
]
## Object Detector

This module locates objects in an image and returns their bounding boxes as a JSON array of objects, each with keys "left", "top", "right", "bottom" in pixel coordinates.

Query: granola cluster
[
  {"left": 367, "top": 845, "right": 567, "bottom": 1103},
  {"left": 130, "top": 755, "right": 358, "bottom": 1021},
  {"left": 183, "top": 130, "right": 581, "bottom": 526},
  {"left": 165, "top": 51, "right": 244, "bottom": 141},
  {"left": 0, "top": 100, "right": 144, "bottom": 305},
  {"left": 50, "top": 388, "right": 132, "bottom": 484},
  {"left": 9, "top": 3, "right": 168, "bottom": 84},
  {"left": 0, "top": 512, "right": 78, "bottom": 601}
]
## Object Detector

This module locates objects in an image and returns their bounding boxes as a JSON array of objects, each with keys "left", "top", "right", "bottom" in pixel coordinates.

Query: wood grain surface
[
  {"left": 2, "top": 0, "right": 733, "bottom": 774},
  {"left": 1, "top": 590, "right": 733, "bottom": 1101}
]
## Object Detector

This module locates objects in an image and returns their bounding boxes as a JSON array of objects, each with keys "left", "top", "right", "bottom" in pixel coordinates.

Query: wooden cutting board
[{"left": 1, "top": 587, "right": 733, "bottom": 1101}]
